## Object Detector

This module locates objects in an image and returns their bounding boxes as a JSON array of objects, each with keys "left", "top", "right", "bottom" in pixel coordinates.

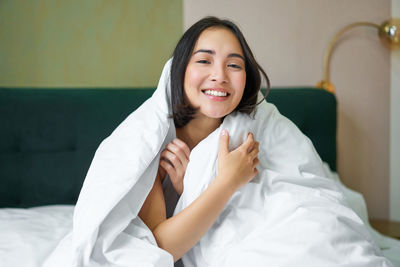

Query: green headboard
[{"left": 0, "top": 87, "right": 336, "bottom": 208}]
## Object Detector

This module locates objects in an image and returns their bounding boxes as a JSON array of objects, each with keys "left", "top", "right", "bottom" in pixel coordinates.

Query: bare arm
[
  {"left": 138, "top": 138, "right": 189, "bottom": 232},
  {"left": 153, "top": 174, "right": 236, "bottom": 262},
  {"left": 138, "top": 171, "right": 166, "bottom": 232},
  {"left": 139, "top": 131, "right": 259, "bottom": 262}
]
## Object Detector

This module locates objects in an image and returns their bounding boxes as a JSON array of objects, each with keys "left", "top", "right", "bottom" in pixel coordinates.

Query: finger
[
  {"left": 167, "top": 141, "right": 190, "bottom": 168},
  {"left": 241, "top": 132, "right": 255, "bottom": 151},
  {"left": 252, "top": 167, "right": 259, "bottom": 177},
  {"left": 218, "top": 129, "right": 229, "bottom": 156},
  {"left": 162, "top": 158, "right": 184, "bottom": 187},
  {"left": 161, "top": 150, "right": 183, "bottom": 170},
  {"left": 160, "top": 159, "right": 177, "bottom": 178},
  {"left": 161, "top": 150, "right": 187, "bottom": 179},
  {"left": 253, "top": 157, "right": 259, "bottom": 168},
  {"left": 165, "top": 143, "right": 189, "bottom": 169},
  {"left": 172, "top": 138, "right": 191, "bottom": 159},
  {"left": 253, "top": 142, "right": 260, "bottom": 152},
  {"left": 247, "top": 140, "right": 259, "bottom": 153},
  {"left": 249, "top": 142, "right": 259, "bottom": 158}
]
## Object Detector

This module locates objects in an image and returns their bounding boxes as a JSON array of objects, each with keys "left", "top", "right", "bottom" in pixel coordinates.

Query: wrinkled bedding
[
  {"left": 0, "top": 168, "right": 399, "bottom": 266},
  {"left": 172, "top": 104, "right": 394, "bottom": 267},
  {"left": 0, "top": 205, "right": 74, "bottom": 267},
  {"left": 0, "top": 59, "right": 397, "bottom": 266}
]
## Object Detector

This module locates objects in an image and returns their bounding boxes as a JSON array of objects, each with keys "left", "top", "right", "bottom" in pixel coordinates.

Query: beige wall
[
  {"left": 0, "top": 0, "right": 182, "bottom": 87},
  {"left": 391, "top": 0, "right": 400, "bottom": 221},
  {"left": 184, "top": 0, "right": 391, "bottom": 219}
]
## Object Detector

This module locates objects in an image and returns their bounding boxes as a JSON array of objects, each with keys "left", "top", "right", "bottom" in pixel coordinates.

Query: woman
[{"left": 137, "top": 16, "right": 269, "bottom": 262}]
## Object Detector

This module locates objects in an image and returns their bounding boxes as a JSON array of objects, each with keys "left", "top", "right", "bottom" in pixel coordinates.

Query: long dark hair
[{"left": 171, "top": 16, "right": 270, "bottom": 128}]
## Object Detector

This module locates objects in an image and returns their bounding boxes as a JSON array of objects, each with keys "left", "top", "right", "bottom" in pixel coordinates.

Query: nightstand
[{"left": 370, "top": 219, "right": 400, "bottom": 239}]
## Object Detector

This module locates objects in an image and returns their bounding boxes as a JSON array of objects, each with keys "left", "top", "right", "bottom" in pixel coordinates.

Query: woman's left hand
[{"left": 159, "top": 138, "right": 191, "bottom": 195}]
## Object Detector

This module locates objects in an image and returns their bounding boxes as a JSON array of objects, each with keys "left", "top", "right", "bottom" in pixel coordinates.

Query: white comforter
[
  {"left": 0, "top": 59, "right": 397, "bottom": 266},
  {"left": 1, "top": 171, "right": 399, "bottom": 267}
]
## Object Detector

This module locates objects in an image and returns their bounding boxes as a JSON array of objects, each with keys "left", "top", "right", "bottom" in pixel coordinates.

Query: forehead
[{"left": 193, "top": 27, "right": 244, "bottom": 56}]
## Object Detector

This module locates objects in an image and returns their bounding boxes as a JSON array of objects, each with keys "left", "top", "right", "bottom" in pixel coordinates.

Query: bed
[{"left": 0, "top": 87, "right": 398, "bottom": 266}]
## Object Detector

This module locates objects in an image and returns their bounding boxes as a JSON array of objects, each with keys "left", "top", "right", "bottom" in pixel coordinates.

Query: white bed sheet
[{"left": 0, "top": 205, "right": 74, "bottom": 267}]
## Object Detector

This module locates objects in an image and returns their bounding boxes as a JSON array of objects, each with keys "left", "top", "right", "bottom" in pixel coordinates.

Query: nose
[{"left": 209, "top": 63, "right": 228, "bottom": 83}]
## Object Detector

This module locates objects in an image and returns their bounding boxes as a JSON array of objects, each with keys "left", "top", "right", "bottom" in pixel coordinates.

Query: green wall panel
[{"left": 0, "top": 0, "right": 182, "bottom": 87}]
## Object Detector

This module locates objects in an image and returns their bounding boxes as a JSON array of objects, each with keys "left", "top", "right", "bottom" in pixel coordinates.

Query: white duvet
[
  {"left": 1, "top": 171, "right": 399, "bottom": 267},
  {"left": 0, "top": 59, "right": 397, "bottom": 266}
]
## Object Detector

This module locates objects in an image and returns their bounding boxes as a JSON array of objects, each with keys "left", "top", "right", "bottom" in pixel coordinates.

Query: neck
[{"left": 176, "top": 115, "right": 222, "bottom": 151}]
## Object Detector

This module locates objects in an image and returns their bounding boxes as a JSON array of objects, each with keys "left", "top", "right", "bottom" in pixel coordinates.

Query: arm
[
  {"left": 154, "top": 174, "right": 236, "bottom": 262},
  {"left": 139, "top": 130, "right": 259, "bottom": 262},
  {"left": 138, "top": 170, "right": 166, "bottom": 232},
  {"left": 138, "top": 173, "right": 232, "bottom": 262},
  {"left": 138, "top": 137, "right": 189, "bottom": 232}
]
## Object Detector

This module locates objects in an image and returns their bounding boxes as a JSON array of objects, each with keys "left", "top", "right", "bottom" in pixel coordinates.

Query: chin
[{"left": 203, "top": 110, "right": 231, "bottom": 119}]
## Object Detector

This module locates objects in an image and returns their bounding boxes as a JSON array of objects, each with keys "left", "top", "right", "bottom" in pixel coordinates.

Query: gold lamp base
[{"left": 316, "top": 80, "right": 335, "bottom": 94}]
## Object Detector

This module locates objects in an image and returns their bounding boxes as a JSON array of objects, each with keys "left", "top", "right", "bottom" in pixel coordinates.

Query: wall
[
  {"left": 391, "top": 0, "right": 400, "bottom": 221},
  {"left": 184, "top": 0, "right": 392, "bottom": 219},
  {"left": 0, "top": 0, "right": 182, "bottom": 87}
]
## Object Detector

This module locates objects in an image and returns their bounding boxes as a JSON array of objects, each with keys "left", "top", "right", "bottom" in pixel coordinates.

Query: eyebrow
[{"left": 193, "top": 49, "right": 245, "bottom": 61}]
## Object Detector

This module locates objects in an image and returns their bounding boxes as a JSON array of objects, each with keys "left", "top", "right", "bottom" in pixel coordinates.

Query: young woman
[{"left": 138, "top": 16, "right": 269, "bottom": 262}]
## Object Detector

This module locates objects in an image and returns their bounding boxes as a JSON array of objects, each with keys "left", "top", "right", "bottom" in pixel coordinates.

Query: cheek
[
  {"left": 234, "top": 72, "right": 246, "bottom": 99},
  {"left": 184, "top": 66, "right": 204, "bottom": 88},
  {"left": 183, "top": 68, "right": 203, "bottom": 106}
]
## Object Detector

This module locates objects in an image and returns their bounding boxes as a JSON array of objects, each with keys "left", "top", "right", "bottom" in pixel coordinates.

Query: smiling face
[{"left": 183, "top": 27, "right": 246, "bottom": 120}]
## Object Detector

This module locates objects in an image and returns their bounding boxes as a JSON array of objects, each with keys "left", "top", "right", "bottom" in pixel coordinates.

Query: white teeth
[{"left": 204, "top": 90, "right": 228, "bottom": 97}]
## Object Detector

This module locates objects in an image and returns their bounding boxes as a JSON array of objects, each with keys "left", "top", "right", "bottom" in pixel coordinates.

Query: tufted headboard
[{"left": 0, "top": 87, "right": 336, "bottom": 208}]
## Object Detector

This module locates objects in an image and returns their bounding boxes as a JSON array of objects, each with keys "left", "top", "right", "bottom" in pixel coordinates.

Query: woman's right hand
[
  {"left": 217, "top": 130, "right": 259, "bottom": 191},
  {"left": 158, "top": 138, "right": 191, "bottom": 195}
]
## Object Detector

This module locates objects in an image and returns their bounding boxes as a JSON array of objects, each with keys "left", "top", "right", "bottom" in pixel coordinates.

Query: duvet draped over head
[{"left": 44, "top": 59, "right": 393, "bottom": 267}]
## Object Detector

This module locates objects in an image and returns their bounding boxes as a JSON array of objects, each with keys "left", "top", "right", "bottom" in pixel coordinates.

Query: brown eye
[
  {"left": 196, "top": 60, "right": 210, "bottom": 64},
  {"left": 228, "top": 63, "right": 242, "bottom": 69}
]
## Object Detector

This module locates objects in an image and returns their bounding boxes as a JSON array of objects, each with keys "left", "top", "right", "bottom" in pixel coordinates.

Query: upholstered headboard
[{"left": 0, "top": 87, "right": 336, "bottom": 208}]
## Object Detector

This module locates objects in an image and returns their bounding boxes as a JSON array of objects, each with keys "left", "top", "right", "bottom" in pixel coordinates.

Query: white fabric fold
[
  {"left": 44, "top": 59, "right": 176, "bottom": 267},
  {"left": 176, "top": 106, "right": 392, "bottom": 267},
  {"left": 44, "top": 59, "right": 393, "bottom": 267}
]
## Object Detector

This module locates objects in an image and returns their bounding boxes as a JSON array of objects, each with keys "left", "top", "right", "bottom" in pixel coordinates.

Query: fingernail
[{"left": 221, "top": 129, "right": 227, "bottom": 136}]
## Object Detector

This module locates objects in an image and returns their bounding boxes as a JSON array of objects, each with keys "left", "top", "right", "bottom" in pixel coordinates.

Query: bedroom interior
[{"left": 0, "top": 0, "right": 399, "bottom": 266}]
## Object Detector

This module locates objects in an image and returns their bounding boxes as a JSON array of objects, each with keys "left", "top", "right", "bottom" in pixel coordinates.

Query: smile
[
  {"left": 201, "top": 89, "right": 230, "bottom": 102},
  {"left": 201, "top": 88, "right": 230, "bottom": 96},
  {"left": 202, "top": 89, "right": 230, "bottom": 97}
]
